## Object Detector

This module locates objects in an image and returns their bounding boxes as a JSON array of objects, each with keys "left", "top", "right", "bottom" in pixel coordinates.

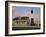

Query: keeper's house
[{"left": 12, "top": 16, "right": 29, "bottom": 27}]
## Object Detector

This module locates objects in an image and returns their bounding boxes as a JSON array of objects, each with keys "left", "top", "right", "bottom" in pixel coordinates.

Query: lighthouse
[{"left": 30, "top": 10, "right": 35, "bottom": 26}]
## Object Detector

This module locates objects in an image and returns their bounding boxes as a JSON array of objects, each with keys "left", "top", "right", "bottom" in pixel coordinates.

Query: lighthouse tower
[{"left": 30, "top": 10, "right": 35, "bottom": 26}]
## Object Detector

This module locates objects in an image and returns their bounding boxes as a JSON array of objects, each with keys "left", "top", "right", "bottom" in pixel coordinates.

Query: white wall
[{"left": 0, "top": 0, "right": 46, "bottom": 37}]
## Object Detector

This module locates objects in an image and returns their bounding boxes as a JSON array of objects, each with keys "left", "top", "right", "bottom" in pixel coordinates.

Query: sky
[{"left": 12, "top": 6, "right": 40, "bottom": 19}]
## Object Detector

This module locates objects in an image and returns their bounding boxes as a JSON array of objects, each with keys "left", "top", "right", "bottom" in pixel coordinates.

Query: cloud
[{"left": 26, "top": 11, "right": 32, "bottom": 16}]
